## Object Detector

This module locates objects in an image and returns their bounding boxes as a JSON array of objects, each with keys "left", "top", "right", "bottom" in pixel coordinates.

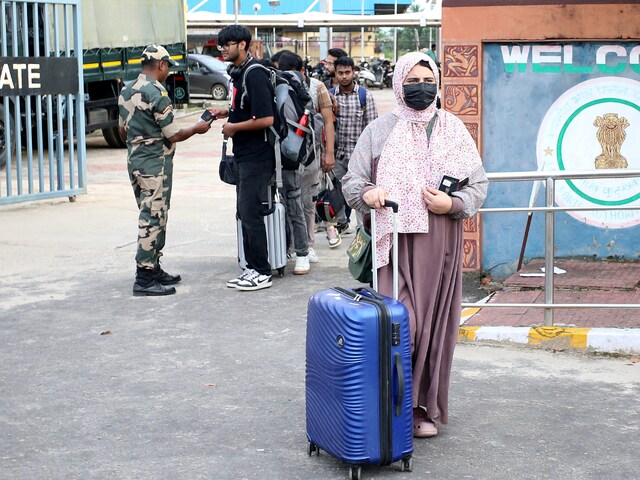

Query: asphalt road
[{"left": 1, "top": 89, "right": 639, "bottom": 479}]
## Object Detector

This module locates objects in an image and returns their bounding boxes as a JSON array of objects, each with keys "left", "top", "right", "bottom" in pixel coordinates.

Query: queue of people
[{"left": 118, "top": 26, "right": 487, "bottom": 440}]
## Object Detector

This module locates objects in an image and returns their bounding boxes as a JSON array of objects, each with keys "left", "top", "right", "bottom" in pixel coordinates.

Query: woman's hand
[
  {"left": 363, "top": 187, "right": 387, "bottom": 209},
  {"left": 422, "top": 187, "right": 453, "bottom": 214}
]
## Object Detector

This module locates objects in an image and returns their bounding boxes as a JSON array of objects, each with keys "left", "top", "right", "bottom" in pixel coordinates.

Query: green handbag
[{"left": 347, "top": 226, "right": 373, "bottom": 284}]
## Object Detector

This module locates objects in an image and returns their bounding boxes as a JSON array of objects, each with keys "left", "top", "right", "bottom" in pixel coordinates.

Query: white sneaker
[
  {"left": 327, "top": 226, "right": 342, "bottom": 248},
  {"left": 235, "top": 270, "right": 273, "bottom": 291},
  {"left": 308, "top": 248, "right": 319, "bottom": 263},
  {"left": 293, "top": 254, "right": 311, "bottom": 275},
  {"left": 226, "top": 268, "right": 252, "bottom": 288}
]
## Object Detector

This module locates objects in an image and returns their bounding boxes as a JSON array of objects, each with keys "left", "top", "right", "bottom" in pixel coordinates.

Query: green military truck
[
  {"left": 1, "top": 0, "right": 188, "bottom": 166},
  {"left": 81, "top": 0, "right": 189, "bottom": 147}
]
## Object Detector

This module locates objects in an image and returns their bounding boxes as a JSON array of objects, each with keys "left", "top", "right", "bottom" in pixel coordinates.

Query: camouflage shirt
[{"left": 118, "top": 73, "right": 180, "bottom": 175}]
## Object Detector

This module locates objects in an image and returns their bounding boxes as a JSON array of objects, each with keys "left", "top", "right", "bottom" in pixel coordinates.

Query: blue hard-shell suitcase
[{"left": 306, "top": 201, "right": 414, "bottom": 479}]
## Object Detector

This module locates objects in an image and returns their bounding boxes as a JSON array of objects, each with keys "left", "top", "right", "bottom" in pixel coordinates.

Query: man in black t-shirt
[{"left": 210, "top": 24, "right": 276, "bottom": 291}]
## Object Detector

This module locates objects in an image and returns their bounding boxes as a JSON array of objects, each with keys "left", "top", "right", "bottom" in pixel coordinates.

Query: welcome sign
[
  {"left": 501, "top": 44, "right": 640, "bottom": 75},
  {"left": 482, "top": 42, "right": 640, "bottom": 269}
]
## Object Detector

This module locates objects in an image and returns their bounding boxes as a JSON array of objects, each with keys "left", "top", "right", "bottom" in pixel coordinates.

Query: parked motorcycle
[
  {"left": 353, "top": 64, "right": 361, "bottom": 84},
  {"left": 358, "top": 60, "right": 384, "bottom": 89},
  {"left": 303, "top": 57, "right": 323, "bottom": 81},
  {"left": 382, "top": 60, "right": 394, "bottom": 88}
]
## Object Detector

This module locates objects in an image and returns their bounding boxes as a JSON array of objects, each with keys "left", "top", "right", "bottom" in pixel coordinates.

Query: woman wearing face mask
[{"left": 343, "top": 52, "right": 488, "bottom": 438}]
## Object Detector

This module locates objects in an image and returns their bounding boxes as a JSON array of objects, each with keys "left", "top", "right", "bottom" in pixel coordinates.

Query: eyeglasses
[
  {"left": 217, "top": 42, "right": 238, "bottom": 51},
  {"left": 324, "top": 60, "right": 334, "bottom": 65}
]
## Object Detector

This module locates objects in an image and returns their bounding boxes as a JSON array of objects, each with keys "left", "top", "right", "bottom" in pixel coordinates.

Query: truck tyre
[
  {"left": 102, "top": 126, "right": 127, "bottom": 148},
  {"left": 0, "top": 108, "right": 14, "bottom": 169}
]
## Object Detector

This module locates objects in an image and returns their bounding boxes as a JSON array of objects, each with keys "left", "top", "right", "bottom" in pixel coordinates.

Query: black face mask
[{"left": 403, "top": 83, "right": 438, "bottom": 111}]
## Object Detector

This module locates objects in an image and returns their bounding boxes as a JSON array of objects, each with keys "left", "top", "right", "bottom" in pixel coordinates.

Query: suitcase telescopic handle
[
  {"left": 371, "top": 200, "right": 399, "bottom": 300},
  {"left": 261, "top": 187, "right": 280, "bottom": 217},
  {"left": 383, "top": 200, "right": 399, "bottom": 213}
]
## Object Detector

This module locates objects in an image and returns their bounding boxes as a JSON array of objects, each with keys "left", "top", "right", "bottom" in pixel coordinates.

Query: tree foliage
[{"left": 375, "top": 26, "right": 438, "bottom": 59}]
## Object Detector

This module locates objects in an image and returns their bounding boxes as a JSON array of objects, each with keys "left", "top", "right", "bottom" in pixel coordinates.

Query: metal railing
[{"left": 461, "top": 168, "right": 640, "bottom": 326}]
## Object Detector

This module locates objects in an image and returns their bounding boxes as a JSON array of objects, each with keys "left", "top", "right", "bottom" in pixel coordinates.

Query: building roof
[{"left": 187, "top": 10, "right": 442, "bottom": 30}]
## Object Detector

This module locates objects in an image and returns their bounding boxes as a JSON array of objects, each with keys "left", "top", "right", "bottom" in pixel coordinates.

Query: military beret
[{"left": 141, "top": 45, "right": 179, "bottom": 67}]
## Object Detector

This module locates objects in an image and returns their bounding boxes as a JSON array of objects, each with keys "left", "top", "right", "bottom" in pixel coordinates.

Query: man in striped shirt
[{"left": 327, "top": 56, "right": 378, "bottom": 247}]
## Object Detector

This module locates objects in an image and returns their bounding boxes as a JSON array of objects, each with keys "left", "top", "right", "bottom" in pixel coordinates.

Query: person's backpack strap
[
  {"left": 271, "top": 126, "right": 283, "bottom": 189},
  {"left": 240, "top": 63, "right": 276, "bottom": 110},
  {"left": 358, "top": 85, "right": 367, "bottom": 111},
  {"left": 329, "top": 86, "right": 367, "bottom": 112}
]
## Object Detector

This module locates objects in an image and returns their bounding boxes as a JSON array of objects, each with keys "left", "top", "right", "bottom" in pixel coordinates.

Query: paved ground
[
  {"left": 471, "top": 259, "right": 640, "bottom": 328},
  {"left": 2, "top": 88, "right": 640, "bottom": 479},
  {"left": 463, "top": 258, "right": 640, "bottom": 354}
]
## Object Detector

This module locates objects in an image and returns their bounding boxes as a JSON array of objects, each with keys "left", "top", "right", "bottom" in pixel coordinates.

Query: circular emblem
[
  {"left": 536, "top": 76, "right": 640, "bottom": 228},
  {"left": 336, "top": 335, "right": 345, "bottom": 349},
  {"left": 174, "top": 86, "right": 187, "bottom": 100}
]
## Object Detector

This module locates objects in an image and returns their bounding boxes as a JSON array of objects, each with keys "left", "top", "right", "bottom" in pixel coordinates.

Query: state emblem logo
[{"left": 536, "top": 76, "right": 640, "bottom": 228}]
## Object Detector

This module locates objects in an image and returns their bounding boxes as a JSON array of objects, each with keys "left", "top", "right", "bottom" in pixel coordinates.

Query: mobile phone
[{"left": 200, "top": 110, "right": 215, "bottom": 123}]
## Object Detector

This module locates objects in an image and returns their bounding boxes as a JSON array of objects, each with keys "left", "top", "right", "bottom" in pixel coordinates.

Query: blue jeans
[{"left": 237, "top": 160, "right": 274, "bottom": 276}]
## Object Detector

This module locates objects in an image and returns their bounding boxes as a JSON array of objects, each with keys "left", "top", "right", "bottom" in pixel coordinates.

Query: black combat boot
[
  {"left": 133, "top": 267, "right": 176, "bottom": 296},
  {"left": 152, "top": 263, "right": 182, "bottom": 285}
]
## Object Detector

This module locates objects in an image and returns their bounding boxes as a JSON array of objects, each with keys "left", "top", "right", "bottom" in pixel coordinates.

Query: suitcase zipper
[{"left": 332, "top": 287, "right": 394, "bottom": 466}]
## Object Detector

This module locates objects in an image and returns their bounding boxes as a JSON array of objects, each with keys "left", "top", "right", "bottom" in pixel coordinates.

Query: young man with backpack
[
  {"left": 209, "top": 24, "right": 276, "bottom": 291},
  {"left": 278, "top": 51, "right": 336, "bottom": 265},
  {"left": 327, "top": 56, "right": 378, "bottom": 247},
  {"left": 271, "top": 51, "right": 313, "bottom": 275}
]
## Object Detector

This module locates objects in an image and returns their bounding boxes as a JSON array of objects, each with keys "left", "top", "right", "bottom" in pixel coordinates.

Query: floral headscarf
[{"left": 374, "top": 51, "right": 482, "bottom": 269}]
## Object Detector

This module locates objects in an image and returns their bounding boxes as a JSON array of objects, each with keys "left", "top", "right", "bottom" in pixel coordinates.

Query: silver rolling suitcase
[{"left": 237, "top": 190, "right": 287, "bottom": 277}]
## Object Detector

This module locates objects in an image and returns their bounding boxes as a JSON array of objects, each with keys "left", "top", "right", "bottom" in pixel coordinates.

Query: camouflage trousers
[{"left": 129, "top": 161, "right": 173, "bottom": 270}]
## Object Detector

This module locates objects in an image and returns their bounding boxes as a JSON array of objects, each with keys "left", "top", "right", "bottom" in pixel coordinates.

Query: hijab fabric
[{"left": 374, "top": 52, "right": 482, "bottom": 269}]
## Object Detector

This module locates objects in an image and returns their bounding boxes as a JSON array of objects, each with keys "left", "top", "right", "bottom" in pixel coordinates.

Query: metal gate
[{"left": 0, "top": 0, "right": 86, "bottom": 205}]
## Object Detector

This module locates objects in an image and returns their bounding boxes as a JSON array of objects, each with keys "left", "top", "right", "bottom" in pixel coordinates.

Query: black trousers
[{"left": 236, "top": 159, "right": 274, "bottom": 276}]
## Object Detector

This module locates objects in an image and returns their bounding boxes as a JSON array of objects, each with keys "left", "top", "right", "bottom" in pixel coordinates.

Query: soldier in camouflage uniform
[{"left": 118, "top": 45, "right": 214, "bottom": 296}]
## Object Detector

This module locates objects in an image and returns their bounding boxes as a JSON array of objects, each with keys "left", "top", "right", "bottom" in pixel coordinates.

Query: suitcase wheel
[
  {"left": 400, "top": 456, "right": 413, "bottom": 472},
  {"left": 307, "top": 442, "right": 320, "bottom": 456},
  {"left": 348, "top": 465, "right": 361, "bottom": 480},
  {"left": 277, "top": 267, "right": 285, "bottom": 277}
]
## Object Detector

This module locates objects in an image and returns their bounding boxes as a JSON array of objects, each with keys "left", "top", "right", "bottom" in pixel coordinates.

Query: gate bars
[{"left": 0, "top": 0, "right": 86, "bottom": 205}]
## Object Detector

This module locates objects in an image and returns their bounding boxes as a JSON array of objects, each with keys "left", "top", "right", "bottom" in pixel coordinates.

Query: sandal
[{"left": 413, "top": 407, "right": 438, "bottom": 438}]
